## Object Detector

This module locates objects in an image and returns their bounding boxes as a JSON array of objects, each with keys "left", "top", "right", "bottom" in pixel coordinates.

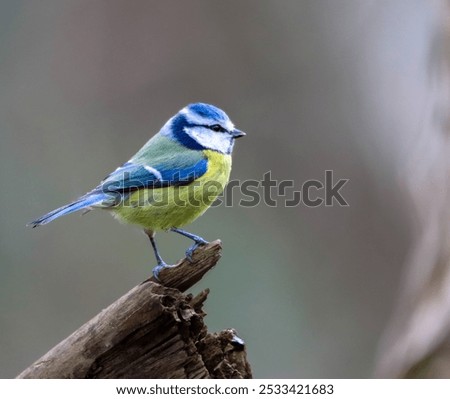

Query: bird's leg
[
  {"left": 144, "top": 229, "right": 172, "bottom": 280},
  {"left": 170, "top": 227, "right": 209, "bottom": 262}
]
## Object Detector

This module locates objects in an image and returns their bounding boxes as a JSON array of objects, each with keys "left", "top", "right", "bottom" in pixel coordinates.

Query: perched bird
[{"left": 29, "top": 103, "right": 245, "bottom": 278}]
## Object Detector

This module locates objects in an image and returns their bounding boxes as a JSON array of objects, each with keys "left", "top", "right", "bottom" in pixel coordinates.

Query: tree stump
[{"left": 17, "top": 240, "right": 252, "bottom": 379}]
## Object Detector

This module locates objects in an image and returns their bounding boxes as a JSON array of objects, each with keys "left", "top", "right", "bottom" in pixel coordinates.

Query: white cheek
[{"left": 185, "top": 128, "right": 232, "bottom": 153}]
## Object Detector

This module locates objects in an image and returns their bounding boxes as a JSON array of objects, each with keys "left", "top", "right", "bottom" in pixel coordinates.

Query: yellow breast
[
  {"left": 199, "top": 150, "right": 232, "bottom": 190},
  {"left": 112, "top": 150, "right": 232, "bottom": 231}
]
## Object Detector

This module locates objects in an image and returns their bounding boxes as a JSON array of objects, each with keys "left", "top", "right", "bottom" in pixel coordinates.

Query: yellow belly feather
[{"left": 111, "top": 150, "right": 231, "bottom": 231}]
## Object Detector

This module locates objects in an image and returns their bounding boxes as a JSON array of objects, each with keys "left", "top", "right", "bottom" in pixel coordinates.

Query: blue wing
[
  {"left": 100, "top": 158, "right": 208, "bottom": 193},
  {"left": 28, "top": 156, "right": 208, "bottom": 227},
  {"left": 29, "top": 135, "right": 208, "bottom": 227}
]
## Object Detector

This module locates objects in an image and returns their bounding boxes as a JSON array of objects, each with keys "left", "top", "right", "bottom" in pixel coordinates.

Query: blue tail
[{"left": 28, "top": 193, "right": 107, "bottom": 227}]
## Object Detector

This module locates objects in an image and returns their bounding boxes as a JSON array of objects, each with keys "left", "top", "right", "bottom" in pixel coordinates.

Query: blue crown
[{"left": 186, "top": 103, "right": 229, "bottom": 123}]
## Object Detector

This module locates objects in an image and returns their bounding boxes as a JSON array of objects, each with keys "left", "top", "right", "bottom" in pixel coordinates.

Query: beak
[{"left": 231, "top": 129, "right": 246, "bottom": 138}]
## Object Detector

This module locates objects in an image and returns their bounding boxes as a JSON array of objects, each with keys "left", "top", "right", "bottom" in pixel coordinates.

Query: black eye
[{"left": 210, "top": 124, "right": 223, "bottom": 132}]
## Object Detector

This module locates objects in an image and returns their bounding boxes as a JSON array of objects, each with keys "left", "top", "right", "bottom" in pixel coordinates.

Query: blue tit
[{"left": 29, "top": 103, "right": 245, "bottom": 279}]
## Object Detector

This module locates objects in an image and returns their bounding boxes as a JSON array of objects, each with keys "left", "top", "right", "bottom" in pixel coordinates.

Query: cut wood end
[{"left": 145, "top": 239, "right": 222, "bottom": 292}]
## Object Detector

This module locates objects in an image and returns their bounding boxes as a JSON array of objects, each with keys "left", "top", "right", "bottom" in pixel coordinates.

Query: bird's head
[{"left": 162, "top": 103, "right": 245, "bottom": 154}]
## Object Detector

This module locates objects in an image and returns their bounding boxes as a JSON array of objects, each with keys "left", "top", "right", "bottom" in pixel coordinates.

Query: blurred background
[{"left": 1, "top": 0, "right": 449, "bottom": 378}]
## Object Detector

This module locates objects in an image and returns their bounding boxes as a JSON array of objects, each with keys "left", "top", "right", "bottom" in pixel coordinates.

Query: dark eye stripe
[{"left": 201, "top": 124, "right": 227, "bottom": 133}]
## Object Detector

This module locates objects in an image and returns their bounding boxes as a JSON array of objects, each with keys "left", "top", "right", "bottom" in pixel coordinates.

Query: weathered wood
[
  {"left": 17, "top": 240, "right": 252, "bottom": 379},
  {"left": 145, "top": 240, "right": 223, "bottom": 292}
]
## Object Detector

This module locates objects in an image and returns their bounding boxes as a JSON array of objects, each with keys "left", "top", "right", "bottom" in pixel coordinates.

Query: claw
[
  {"left": 185, "top": 244, "right": 198, "bottom": 262},
  {"left": 152, "top": 262, "right": 173, "bottom": 281},
  {"left": 185, "top": 240, "right": 207, "bottom": 262},
  {"left": 170, "top": 228, "right": 209, "bottom": 263}
]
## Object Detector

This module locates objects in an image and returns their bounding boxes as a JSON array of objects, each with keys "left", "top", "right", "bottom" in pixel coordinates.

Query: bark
[{"left": 17, "top": 240, "right": 252, "bottom": 379}]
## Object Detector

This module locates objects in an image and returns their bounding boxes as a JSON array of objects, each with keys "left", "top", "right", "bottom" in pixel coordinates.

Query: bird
[{"left": 29, "top": 103, "right": 245, "bottom": 279}]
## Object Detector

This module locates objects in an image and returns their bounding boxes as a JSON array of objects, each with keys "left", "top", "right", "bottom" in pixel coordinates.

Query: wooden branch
[
  {"left": 145, "top": 240, "right": 223, "bottom": 291},
  {"left": 17, "top": 240, "right": 252, "bottom": 379}
]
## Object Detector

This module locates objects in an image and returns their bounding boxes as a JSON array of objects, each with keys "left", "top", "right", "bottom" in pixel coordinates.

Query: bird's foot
[
  {"left": 152, "top": 262, "right": 176, "bottom": 281},
  {"left": 185, "top": 238, "right": 209, "bottom": 262}
]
